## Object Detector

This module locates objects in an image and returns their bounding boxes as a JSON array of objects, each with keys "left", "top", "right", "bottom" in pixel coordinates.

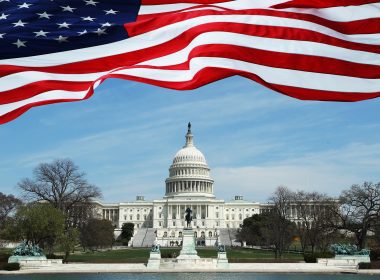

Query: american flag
[{"left": 0, "top": 0, "right": 379, "bottom": 124}]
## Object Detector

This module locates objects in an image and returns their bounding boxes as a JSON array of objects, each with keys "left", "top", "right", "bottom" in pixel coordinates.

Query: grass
[{"left": 67, "top": 247, "right": 304, "bottom": 263}]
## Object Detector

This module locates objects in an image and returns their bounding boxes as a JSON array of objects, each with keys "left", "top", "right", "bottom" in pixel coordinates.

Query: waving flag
[{"left": 0, "top": 0, "right": 379, "bottom": 124}]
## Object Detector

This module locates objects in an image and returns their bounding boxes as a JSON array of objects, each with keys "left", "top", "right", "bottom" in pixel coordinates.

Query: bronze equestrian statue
[{"left": 185, "top": 207, "right": 192, "bottom": 228}]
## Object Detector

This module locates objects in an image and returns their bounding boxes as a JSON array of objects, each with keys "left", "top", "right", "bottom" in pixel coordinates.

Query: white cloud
[{"left": 212, "top": 142, "right": 380, "bottom": 202}]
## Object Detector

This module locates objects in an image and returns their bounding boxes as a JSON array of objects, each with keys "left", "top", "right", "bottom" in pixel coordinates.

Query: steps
[
  {"left": 218, "top": 229, "right": 232, "bottom": 246},
  {"left": 229, "top": 228, "right": 241, "bottom": 246},
  {"left": 132, "top": 228, "right": 148, "bottom": 247},
  {"left": 218, "top": 228, "right": 240, "bottom": 247},
  {"left": 142, "top": 228, "right": 157, "bottom": 247}
]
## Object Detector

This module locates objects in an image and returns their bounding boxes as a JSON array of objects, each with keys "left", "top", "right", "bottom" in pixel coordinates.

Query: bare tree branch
[{"left": 18, "top": 159, "right": 102, "bottom": 227}]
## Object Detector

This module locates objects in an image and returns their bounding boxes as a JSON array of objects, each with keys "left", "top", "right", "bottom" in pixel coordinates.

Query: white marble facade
[{"left": 95, "top": 124, "right": 266, "bottom": 245}]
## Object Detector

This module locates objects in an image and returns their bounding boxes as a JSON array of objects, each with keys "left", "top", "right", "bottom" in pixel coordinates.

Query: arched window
[
  {"left": 194, "top": 232, "right": 197, "bottom": 238},
  {"left": 137, "top": 214, "right": 140, "bottom": 220},
  {"left": 163, "top": 231, "right": 167, "bottom": 237},
  {"left": 201, "top": 231, "right": 205, "bottom": 237},
  {"left": 179, "top": 232, "right": 182, "bottom": 237},
  {"left": 208, "top": 231, "right": 212, "bottom": 237}
]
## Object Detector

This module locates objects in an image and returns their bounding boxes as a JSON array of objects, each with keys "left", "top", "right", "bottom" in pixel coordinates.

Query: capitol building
[{"left": 95, "top": 123, "right": 271, "bottom": 247}]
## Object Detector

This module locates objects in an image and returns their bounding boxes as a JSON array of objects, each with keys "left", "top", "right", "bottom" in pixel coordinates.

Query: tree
[
  {"left": 238, "top": 212, "right": 295, "bottom": 258},
  {"left": 0, "top": 192, "right": 22, "bottom": 229},
  {"left": 80, "top": 219, "right": 114, "bottom": 250},
  {"left": 237, "top": 214, "right": 268, "bottom": 246},
  {"left": 338, "top": 182, "right": 380, "bottom": 249},
  {"left": 120, "top": 223, "right": 134, "bottom": 246},
  {"left": 292, "top": 191, "right": 339, "bottom": 253},
  {"left": 269, "top": 186, "right": 296, "bottom": 258},
  {"left": 18, "top": 159, "right": 102, "bottom": 227},
  {"left": 3, "top": 203, "right": 65, "bottom": 249},
  {"left": 58, "top": 227, "right": 79, "bottom": 263}
]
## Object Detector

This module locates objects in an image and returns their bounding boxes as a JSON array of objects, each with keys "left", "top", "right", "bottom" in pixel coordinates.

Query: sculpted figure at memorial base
[
  {"left": 218, "top": 244, "right": 226, "bottom": 253},
  {"left": 151, "top": 244, "right": 160, "bottom": 253},
  {"left": 12, "top": 240, "right": 45, "bottom": 257},
  {"left": 330, "top": 243, "right": 370, "bottom": 256}
]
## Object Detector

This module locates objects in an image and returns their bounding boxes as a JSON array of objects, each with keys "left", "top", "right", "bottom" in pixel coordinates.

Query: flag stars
[
  {"left": 81, "top": 16, "right": 95, "bottom": 22},
  {"left": 0, "top": 33, "right": 5, "bottom": 39},
  {"left": 34, "top": 30, "right": 49, "bottom": 37},
  {"left": 57, "top": 22, "right": 71, "bottom": 28},
  {"left": 94, "top": 28, "right": 107, "bottom": 36},
  {"left": 84, "top": 0, "right": 98, "bottom": 6},
  {"left": 61, "top": 5, "right": 76, "bottom": 12},
  {"left": 55, "top": 35, "right": 68, "bottom": 43},
  {"left": 78, "top": 29, "right": 88, "bottom": 36},
  {"left": 13, "top": 39, "right": 27, "bottom": 48},
  {"left": 104, "top": 9, "right": 118, "bottom": 15},
  {"left": 0, "top": 13, "right": 9, "bottom": 20},
  {"left": 37, "top": 12, "right": 53, "bottom": 19},
  {"left": 18, "top": 2, "right": 32, "bottom": 9},
  {"left": 101, "top": 22, "right": 112, "bottom": 27},
  {"left": 13, "top": 20, "right": 28, "bottom": 27}
]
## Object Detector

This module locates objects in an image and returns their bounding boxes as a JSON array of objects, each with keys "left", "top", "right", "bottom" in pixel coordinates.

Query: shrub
[
  {"left": 358, "top": 262, "right": 372, "bottom": 269},
  {"left": 370, "top": 249, "right": 380, "bottom": 261},
  {"left": 304, "top": 252, "right": 334, "bottom": 263},
  {"left": 2, "top": 263, "right": 20, "bottom": 271},
  {"left": 45, "top": 254, "right": 62, "bottom": 259}
]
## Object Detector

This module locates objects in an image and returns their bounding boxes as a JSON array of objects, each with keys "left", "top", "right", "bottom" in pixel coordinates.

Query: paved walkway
[{"left": 1, "top": 262, "right": 380, "bottom": 274}]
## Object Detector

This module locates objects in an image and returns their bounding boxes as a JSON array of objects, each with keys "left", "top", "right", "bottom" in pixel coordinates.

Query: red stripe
[
  {"left": 107, "top": 67, "right": 380, "bottom": 100},
  {"left": 0, "top": 95, "right": 93, "bottom": 125},
  {"left": 1, "top": 61, "right": 379, "bottom": 124},
  {"left": 272, "top": 0, "right": 379, "bottom": 9},
  {"left": 133, "top": 8, "right": 380, "bottom": 36},
  {"left": 135, "top": 44, "right": 380, "bottom": 79},
  {"left": 141, "top": 0, "right": 229, "bottom": 5},
  {"left": 2, "top": 41, "right": 379, "bottom": 104},
  {"left": 0, "top": 80, "right": 91, "bottom": 104},
  {"left": 137, "top": 4, "right": 232, "bottom": 21}
]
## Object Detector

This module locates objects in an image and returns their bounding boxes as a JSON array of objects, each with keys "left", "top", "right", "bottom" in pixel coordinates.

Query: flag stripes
[{"left": 0, "top": 0, "right": 379, "bottom": 124}]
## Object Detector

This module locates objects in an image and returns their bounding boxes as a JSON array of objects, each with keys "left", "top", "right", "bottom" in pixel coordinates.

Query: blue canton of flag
[{"left": 0, "top": 0, "right": 141, "bottom": 58}]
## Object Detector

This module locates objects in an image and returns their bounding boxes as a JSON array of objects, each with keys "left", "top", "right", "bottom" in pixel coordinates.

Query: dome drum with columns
[{"left": 95, "top": 123, "right": 272, "bottom": 247}]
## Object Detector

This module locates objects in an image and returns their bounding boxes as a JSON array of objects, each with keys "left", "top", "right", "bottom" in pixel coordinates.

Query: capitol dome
[{"left": 165, "top": 123, "right": 214, "bottom": 198}]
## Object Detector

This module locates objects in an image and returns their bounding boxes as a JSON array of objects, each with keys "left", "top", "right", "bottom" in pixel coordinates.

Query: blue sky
[{"left": 1, "top": 76, "right": 379, "bottom": 203}]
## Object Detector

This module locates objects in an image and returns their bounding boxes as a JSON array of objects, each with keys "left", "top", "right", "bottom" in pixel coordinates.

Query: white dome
[
  {"left": 164, "top": 123, "right": 214, "bottom": 199},
  {"left": 173, "top": 146, "right": 207, "bottom": 165}
]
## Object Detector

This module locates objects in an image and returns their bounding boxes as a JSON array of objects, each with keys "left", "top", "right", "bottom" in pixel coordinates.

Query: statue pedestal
[
  {"left": 147, "top": 251, "right": 161, "bottom": 269},
  {"left": 217, "top": 252, "right": 229, "bottom": 268},
  {"left": 176, "top": 228, "right": 200, "bottom": 261}
]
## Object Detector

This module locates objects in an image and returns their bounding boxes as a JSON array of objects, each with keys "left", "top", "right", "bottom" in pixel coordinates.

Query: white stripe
[
  {"left": 112, "top": 57, "right": 380, "bottom": 92},
  {"left": 2, "top": 55, "right": 378, "bottom": 116},
  {"left": 0, "top": 90, "right": 89, "bottom": 116},
  {"left": 3, "top": 30, "right": 378, "bottom": 92},
  {"left": 140, "top": 0, "right": 380, "bottom": 22},
  {"left": 0, "top": 71, "right": 108, "bottom": 92},
  {"left": 280, "top": 4, "right": 380, "bottom": 22},
  {"left": 1, "top": 14, "right": 378, "bottom": 67},
  {"left": 139, "top": 0, "right": 291, "bottom": 14},
  {"left": 139, "top": 31, "right": 380, "bottom": 67}
]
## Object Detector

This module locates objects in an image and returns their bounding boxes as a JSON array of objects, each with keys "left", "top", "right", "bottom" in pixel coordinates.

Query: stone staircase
[
  {"left": 218, "top": 228, "right": 232, "bottom": 246},
  {"left": 132, "top": 228, "right": 148, "bottom": 247},
  {"left": 142, "top": 228, "right": 157, "bottom": 247},
  {"left": 218, "top": 228, "right": 240, "bottom": 247},
  {"left": 229, "top": 228, "right": 241, "bottom": 246}
]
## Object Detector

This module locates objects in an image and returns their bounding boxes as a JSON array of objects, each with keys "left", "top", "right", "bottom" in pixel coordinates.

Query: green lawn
[{"left": 67, "top": 247, "right": 303, "bottom": 263}]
